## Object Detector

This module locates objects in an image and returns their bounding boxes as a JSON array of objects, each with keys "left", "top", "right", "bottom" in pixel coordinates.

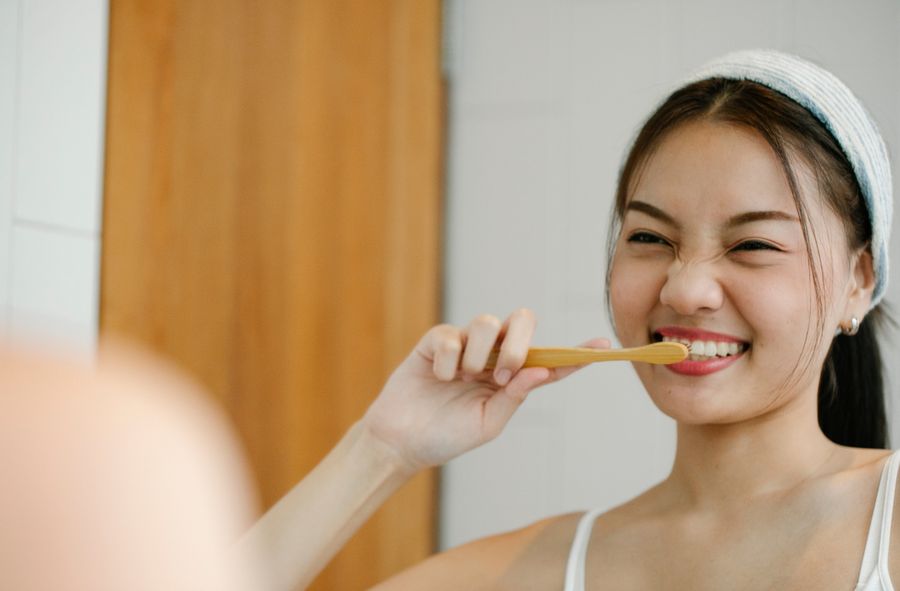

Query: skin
[
  {"left": 250, "top": 119, "right": 894, "bottom": 590},
  {"left": 0, "top": 341, "right": 264, "bottom": 591}
]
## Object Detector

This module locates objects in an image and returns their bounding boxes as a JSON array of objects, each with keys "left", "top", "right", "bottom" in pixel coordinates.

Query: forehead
[{"left": 629, "top": 120, "right": 814, "bottom": 218}]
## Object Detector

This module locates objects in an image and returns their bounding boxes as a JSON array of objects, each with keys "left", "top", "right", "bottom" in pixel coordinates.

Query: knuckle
[
  {"left": 513, "top": 307, "right": 535, "bottom": 322},
  {"left": 431, "top": 324, "right": 461, "bottom": 344},
  {"left": 460, "top": 350, "right": 482, "bottom": 371},
  {"left": 501, "top": 349, "right": 527, "bottom": 368},
  {"left": 461, "top": 361, "right": 481, "bottom": 374},
  {"left": 432, "top": 323, "right": 458, "bottom": 337},
  {"left": 438, "top": 338, "right": 461, "bottom": 355},
  {"left": 435, "top": 366, "right": 456, "bottom": 381},
  {"left": 460, "top": 350, "right": 486, "bottom": 374},
  {"left": 472, "top": 314, "right": 501, "bottom": 330}
]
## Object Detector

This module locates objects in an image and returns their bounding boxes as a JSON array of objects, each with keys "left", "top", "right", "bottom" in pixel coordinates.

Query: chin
[{"left": 641, "top": 380, "right": 746, "bottom": 426}]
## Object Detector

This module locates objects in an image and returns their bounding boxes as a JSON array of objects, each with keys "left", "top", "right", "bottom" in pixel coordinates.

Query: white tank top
[{"left": 564, "top": 450, "right": 900, "bottom": 591}]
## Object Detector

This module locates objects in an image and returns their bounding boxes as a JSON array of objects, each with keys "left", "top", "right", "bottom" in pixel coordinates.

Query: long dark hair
[{"left": 606, "top": 78, "right": 892, "bottom": 449}]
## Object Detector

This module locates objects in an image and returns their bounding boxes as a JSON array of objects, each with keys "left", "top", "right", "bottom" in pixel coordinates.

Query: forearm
[{"left": 240, "top": 420, "right": 417, "bottom": 591}]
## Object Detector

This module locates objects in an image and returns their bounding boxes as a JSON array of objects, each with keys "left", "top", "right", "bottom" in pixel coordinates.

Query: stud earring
[{"left": 841, "top": 316, "right": 860, "bottom": 336}]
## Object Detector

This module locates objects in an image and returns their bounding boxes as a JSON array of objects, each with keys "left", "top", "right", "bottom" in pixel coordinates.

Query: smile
[
  {"left": 659, "top": 335, "right": 746, "bottom": 360},
  {"left": 652, "top": 327, "right": 751, "bottom": 376}
]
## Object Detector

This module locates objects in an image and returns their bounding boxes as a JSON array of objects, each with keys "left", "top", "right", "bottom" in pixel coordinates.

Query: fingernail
[{"left": 495, "top": 369, "right": 511, "bottom": 386}]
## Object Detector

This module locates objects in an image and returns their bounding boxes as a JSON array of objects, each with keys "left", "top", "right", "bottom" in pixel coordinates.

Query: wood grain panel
[{"left": 101, "top": 1, "right": 442, "bottom": 588}]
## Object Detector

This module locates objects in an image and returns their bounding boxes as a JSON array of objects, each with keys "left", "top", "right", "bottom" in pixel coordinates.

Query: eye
[
  {"left": 627, "top": 231, "right": 670, "bottom": 246},
  {"left": 731, "top": 240, "right": 781, "bottom": 252}
]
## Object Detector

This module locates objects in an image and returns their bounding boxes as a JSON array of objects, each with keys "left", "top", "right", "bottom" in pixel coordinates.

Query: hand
[{"left": 360, "top": 309, "right": 610, "bottom": 474}]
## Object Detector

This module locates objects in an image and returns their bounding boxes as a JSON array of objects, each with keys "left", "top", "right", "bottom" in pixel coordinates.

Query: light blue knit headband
[{"left": 680, "top": 49, "right": 893, "bottom": 309}]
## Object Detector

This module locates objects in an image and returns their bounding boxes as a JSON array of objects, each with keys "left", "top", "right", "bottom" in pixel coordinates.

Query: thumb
[{"left": 481, "top": 367, "right": 551, "bottom": 440}]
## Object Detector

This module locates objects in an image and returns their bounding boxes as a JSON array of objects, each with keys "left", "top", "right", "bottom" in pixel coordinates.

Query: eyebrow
[{"left": 625, "top": 200, "right": 799, "bottom": 230}]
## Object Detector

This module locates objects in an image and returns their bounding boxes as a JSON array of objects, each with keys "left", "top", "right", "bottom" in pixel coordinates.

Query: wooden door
[{"left": 100, "top": 1, "right": 442, "bottom": 588}]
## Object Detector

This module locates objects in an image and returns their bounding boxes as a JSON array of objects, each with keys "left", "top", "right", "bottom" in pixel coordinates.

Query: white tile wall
[
  {"left": 9, "top": 223, "right": 99, "bottom": 351},
  {"left": 0, "top": 0, "right": 19, "bottom": 329},
  {"left": 442, "top": 408, "right": 565, "bottom": 545},
  {"left": 445, "top": 109, "right": 568, "bottom": 336},
  {"left": 14, "top": 0, "right": 108, "bottom": 233},
  {"left": 664, "top": 0, "right": 794, "bottom": 75},
  {"left": 453, "top": 0, "right": 568, "bottom": 107},
  {"left": 441, "top": 0, "right": 900, "bottom": 550},
  {"left": 0, "top": 0, "right": 108, "bottom": 353}
]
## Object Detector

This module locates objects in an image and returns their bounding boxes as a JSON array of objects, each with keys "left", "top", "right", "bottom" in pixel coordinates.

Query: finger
[
  {"left": 493, "top": 308, "right": 536, "bottom": 386},
  {"left": 545, "top": 337, "right": 611, "bottom": 383},
  {"left": 425, "top": 324, "right": 465, "bottom": 381},
  {"left": 481, "top": 367, "right": 550, "bottom": 440},
  {"left": 460, "top": 314, "right": 503, "bottom": 376}
]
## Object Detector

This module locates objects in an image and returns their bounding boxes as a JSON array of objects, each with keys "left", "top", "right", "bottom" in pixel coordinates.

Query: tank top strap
[
  {"left": 564, "top": 508, "right": 605, "bottom": 591},
  {"left": 856, "top": 450, "right": 900, "bottom": 589}
]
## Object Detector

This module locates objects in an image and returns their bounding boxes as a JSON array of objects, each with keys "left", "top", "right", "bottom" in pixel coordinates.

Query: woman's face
[{"left": 609, "top": 119, "right": 867, "bottom": 424}]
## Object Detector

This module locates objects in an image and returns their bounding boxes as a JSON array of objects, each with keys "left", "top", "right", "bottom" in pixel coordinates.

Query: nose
[{"left": 658, "top": 259, "right": 724, "bottom": 315}]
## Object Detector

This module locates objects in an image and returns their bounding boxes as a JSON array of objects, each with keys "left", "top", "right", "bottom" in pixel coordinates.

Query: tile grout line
[{"left": 12, "top": 217, "right": 100, "bottom": 240}]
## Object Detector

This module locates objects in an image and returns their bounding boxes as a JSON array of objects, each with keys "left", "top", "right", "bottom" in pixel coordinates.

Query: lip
[
  {"left": 652, "top": 325, "right": 750, "bottom": 376},
  {"left": 654, "top": 325, "right": 748, "bottom": 344},
  {"left": 665, "top": 352, "right": 745, "bottom": 376}
]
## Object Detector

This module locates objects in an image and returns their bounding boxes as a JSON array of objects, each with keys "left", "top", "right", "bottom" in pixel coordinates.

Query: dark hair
[{"left": 606, "top": 78, "right": 892, "bottom": 449}]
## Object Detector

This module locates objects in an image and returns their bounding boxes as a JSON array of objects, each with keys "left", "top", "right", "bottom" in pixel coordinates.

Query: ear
[{"left": 843, "top": 247, "right": 876, "bottom": 319}]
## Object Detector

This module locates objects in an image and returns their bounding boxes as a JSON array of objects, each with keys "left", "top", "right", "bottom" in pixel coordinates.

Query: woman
[{"left": 243, "top": 50, "right": 896, "bottom": 590}]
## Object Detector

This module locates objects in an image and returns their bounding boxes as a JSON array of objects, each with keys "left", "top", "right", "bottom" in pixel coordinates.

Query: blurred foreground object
[{"left": 0, "top": 339, "right": 267, "bottom": 591}]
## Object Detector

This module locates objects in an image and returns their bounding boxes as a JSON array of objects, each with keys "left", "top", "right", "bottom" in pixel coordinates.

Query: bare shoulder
[
  {"left": 842, "top": 446, "right": 895, "bottom": 472},
  {"left": 371, "top": 512, "right": 585, "bottom": 591},
  {"left": 877, "top": 448, "right": 900, "bottom": 585},
  {"left": 825, "top": 446, "right": 900, "bottom": 584}
]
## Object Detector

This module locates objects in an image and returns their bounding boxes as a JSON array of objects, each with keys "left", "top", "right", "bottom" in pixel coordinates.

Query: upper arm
[{"left": 370, "top": 512, "right": 583, "bottom": 591}]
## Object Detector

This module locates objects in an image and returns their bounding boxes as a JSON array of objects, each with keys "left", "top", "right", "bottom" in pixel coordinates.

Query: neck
[{"left": 665, "top": 386, "right": 841, "bottom": 510}]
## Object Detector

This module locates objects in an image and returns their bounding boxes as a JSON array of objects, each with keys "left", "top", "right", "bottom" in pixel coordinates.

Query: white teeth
[{"left": 660, "top": 335, "right": 746, "bottom": 359}]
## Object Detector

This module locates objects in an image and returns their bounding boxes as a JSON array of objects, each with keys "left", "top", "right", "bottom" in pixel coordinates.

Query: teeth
[{"left": 661, "top": 335, "right": 746, "bottom": 359}]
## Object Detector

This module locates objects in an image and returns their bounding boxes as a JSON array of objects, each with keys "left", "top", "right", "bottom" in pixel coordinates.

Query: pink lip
[
  {"left": 655, "top": 326, "right": 748, "bottom": 344},
  {"left": 653, "top": 326, "right": 750, "bottom": 376},
  {"left": 665, "top": 353, "right": 745, "bottom": 376}
]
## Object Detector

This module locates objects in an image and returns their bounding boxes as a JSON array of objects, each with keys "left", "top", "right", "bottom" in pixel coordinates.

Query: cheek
[
  {"left": 729, "top": 264, "right": 818, "bottom": 359},
  {"left": 609, "top": 252, "right": 666, "bottom": 343}
]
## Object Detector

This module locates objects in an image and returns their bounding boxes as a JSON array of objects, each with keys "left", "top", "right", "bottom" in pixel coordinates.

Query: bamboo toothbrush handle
[{"left": 484, "top": 342, "right": 688, "bottom": 369}]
